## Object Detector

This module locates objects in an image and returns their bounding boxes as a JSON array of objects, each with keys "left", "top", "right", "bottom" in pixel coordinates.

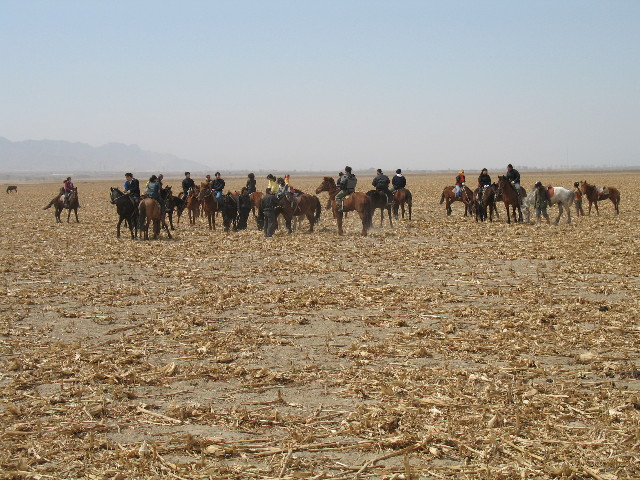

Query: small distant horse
[
  {"left": 522, "top": 186, "right": 574, "bottom": 224},
  {"left": 110, "top": 187, "right": 138, "bottom": 239},
  {"left": 186, "top": 186, "right": 201, "bottom": 224},
  {"left": 278, "top": 193, "right": 322, "bottom": 233},
  {"left": 44, "top": 187, "right": 79, "bottom": 223},
  {"left": 6, "top": 185, "right": 17, "bottom": 194},
  {"left": 221, "top": 193, "right": 238, "bottom": 232},
  {"left": 392, "top": 188, "right": 412, "bottom": 220},
  {"left": 366, "top": 190, "right": 392, "bottom": 227},
  {"left": 165, "top": 188, "right": 185, "bottom": 229},
  {"left": 198, "top": 184, "right": 221, "bottom": 230},
  {"left": 580, "top": 181, "right": 620, "bottom": 216},
  {"left": 440, "top": 185, "right": 474, "bottom": 216},
  {"left": 138, "top": 197, "right": 172, "bottom": 240},
  {"left": 315, "top": 177, "right": 372, "bottom": 236},
  {"left": 497, "top": 176, "right": 525, "bottom": 224}
]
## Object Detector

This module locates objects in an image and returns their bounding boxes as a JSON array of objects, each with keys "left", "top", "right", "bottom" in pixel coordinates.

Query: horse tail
[
  {"left": 439, "top": 190, "right": 445, "bottom": 204},
  {"left": 314, "top": 196, "right": 321, "bottom": 222},
  {"left": 406, "top": 189, "right": 413, "bottom": 207},
  {"left": 43, "top": 198, "right": 55, "bottom": 210}
]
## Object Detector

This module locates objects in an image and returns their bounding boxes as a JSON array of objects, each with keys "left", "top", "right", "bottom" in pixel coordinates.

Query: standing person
[
  {"left": 391, "top": 169, "right": 406, "bottom": 192},
  {"left": 260, "top": 188, "right": 279, "bottom": 238},
  {"left": 124, "top": 173, "right": 140, "bottom": 204},
  {"left": 212, "top": 172, "right": 225, "bottom": 202},
  {"left": 246, "top": 173, "right": 257, "bottom": 194},
  {"left": 534, "top": 181, "right": 550, "bottom": 225},
  {"left": 182, "top": 172, "right": 195, "bottom": 196},
  {"left": 266, "top": 174, "right": 278, "bottom": 194},
  {"left": 336, "top": 166, "right": 357, "bottom": 212},
  {"left": 478, "top": 168, "right": 491, "bottom": 188},
  {"left": 506, "top": 164, "right": 523, "bottom": 195},
  {"left": 236, "top": 187, "right": 252, "bottom": 230},
  {"left": 573, "top": 181, "right": 585, "bottom": 216},
  {"left": 455, "top": 170, "right": 466, "bottom": 198},
  {"left": 63, "top": 177, "right": 74, "bottom": 207},
  {"left": 372, "top": 168, "right": 392, "bottom": 205}
]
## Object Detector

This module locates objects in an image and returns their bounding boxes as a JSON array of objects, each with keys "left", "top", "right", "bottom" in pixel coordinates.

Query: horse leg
[
  {"left": 74, "top": 208, "right": 79, "bottom": 223},
  {"left": 594, "top": 201, "right": 599, "bottom": 216},
  {"left": 555, "top": 204, "right": 562, "bottom": 225},
  {"left": 386, "top": 206, "right": 393, "bottom": 227},
  {"left": 336, "top": 210, "right": 344, "bottom": 235},
  {"left": 117, "top": 217, "right": 124, "bottom": 238}
]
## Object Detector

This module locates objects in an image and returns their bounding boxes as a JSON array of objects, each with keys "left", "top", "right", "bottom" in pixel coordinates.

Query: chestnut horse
[
  {"left": 250, "top": 191, "right": 264, "bottom": 228},
  {"left": 580, "top": 181, "right": 620, "bottom": 216},
  {"left": 138, "top": 197, "right": 172, "bottom": 240},
  {"left": 185, "top": 186, "right": 200, "bottom": 224},
  {"left": 474, "top": 185, "right": 499, "bottom": 222},
  {"left": 392, "top": 188, "right": 412, "bottom": 220},
  {"left": 315, "top": 177, "right": 372, "bottom": 236},
  {"left": 278, "top": 194, "right": 322, "bottom": 233},
  {"left": 440, "top": 185, "right": 473, "bottom": 216},
  {"left": 366, "top": 190, "right": 392, "bottom": 227},
  {"left": 44, "top": 187, "right": 79, "bottom": 223},
  {"left": 497, "top": 176, "right": 525, "bottom": 224},
  {"left": 198, "top": 183, "right": 221, "bottom": 230}
]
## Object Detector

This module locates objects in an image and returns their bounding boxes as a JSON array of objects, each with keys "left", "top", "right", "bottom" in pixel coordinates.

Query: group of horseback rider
[{"left": 455, "top": 164, "right": 524, "bottom": 198}]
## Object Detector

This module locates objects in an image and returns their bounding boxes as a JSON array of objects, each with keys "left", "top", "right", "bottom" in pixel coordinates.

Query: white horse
[{"left": 522, "top": 186, "right": 574, "bottom": 224}]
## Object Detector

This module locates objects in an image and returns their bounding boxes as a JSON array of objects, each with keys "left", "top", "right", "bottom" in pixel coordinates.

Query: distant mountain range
[{"left": 0, "top": 137, "right": 209, "bottom": 174}]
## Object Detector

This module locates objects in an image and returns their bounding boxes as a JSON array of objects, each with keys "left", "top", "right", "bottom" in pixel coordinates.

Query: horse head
[
  {"left": 110, "top": 187, "right": 124, "bottom": 204},
  {"left": 315, "top": 177, "right": 335, "bottom": 194}
]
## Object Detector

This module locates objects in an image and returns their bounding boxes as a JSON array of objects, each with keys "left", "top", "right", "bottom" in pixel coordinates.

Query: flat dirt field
[{"left": 1, "top": 172, "right": 639, "bottom": 480}]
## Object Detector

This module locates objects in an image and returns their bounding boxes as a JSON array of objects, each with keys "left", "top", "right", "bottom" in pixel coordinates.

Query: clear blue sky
[{"left": 1, "top": 0, "right": 639, "bottom": 171}]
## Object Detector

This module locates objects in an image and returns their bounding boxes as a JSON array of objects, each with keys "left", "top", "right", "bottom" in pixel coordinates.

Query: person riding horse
[
  {"left": 63, "top": 177, "right": 75, "bottom": 207},
  {"left": 478, "top": 168, "right": 491, "bottom": 188},
  {"left": 182, "top": 172, "right": 196, "bottom": 197},
  {"left": 212, "top": 172, "right": 225, "bottom": 203},
  {"left": 506, "top": 164, "right": 524, "bottom": 197},
  {"left": 146, "top": 175, "right": 165, "bottom": 213},
  {"left": 391, "top": 169, "right": 406, "bottom": 193},
  {"left": 455, "top": 170, "right": 466, "bottom": 198},
  {"left": 372, "top": 169, "right": 393, "bottom": 205},
  {"left": 124, "top": 173, "right": 141, "bottom": 205},
  {"left": 336, "top": 166, "right": 357, "bottom": 212}
]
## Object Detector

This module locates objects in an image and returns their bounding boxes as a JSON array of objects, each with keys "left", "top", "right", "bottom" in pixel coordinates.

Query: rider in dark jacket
[
  {"left": 212, "top": 172, "right": 225, "bottom": 202},
  {"left": 391, "top": 169, "right": 406, "bottom": 191},
  {"left": 182, "top": 172, "right": 196, "bottom": 196},
  {"left": 236, "top": 187, "right": 252, "bottom": 231},
  {"left": 506, "top": 164, "right": 523, "bottom": 196},
  {"left": 478, "top": 168, "right": 491, "bottom": 188},
  {"left": 260, "top": 188, "right": 279, "bottom": 238},
  {"left": 372, "top": 169, "right": 392, "bottom": 204}
]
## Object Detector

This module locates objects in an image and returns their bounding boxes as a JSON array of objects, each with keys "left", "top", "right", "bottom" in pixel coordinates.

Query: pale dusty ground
[{"left": 0, "top": 172, "right": 638, "bottom": 480}]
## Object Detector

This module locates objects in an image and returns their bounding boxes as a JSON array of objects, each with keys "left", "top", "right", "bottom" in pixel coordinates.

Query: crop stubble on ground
[{"left": 0, "top": 172, "right": 638, "bottom": 479}]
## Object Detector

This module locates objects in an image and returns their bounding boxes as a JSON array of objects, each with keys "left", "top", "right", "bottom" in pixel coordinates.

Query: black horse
[
  {"left": 110, "top": 187, "right": 138, "bottom": 239},
  {"left": 366, "top": 190, "right": 392, "bottom": 227},
  {"left": 221, "top": 193, "right": 238, "bottom": 232},
  {"left": 162, "top": 186, "right": 185, "bottom": 230}
]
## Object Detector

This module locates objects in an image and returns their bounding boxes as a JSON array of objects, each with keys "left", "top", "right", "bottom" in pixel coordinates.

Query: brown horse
[
  {"left": 138, "top": 197, "right": 172, "bottom": 240},
  {"left": 250, "top": 191, "right": 264, "bottom": 218},
  {"left": 580, "top": 181, "right": 620, "bottom": 216},
  {"left": 186, "top": 186, "right": 200, "bottom": 224},
  {"left": 497, "top": 176, "right": 525, "bottom": 224},
  {"left": 315, "top": 177, "right": 372, "bottom": 236},
  {"left": 44, "top": 187, "right": 79, "bottom": 223},
  {"left": 198, "top": 183, "right": 221, "bottom": 230},
  {"left": 278, "top": 194, "right": 322, "bottom": 233},
  {"left": 392, "top": 188, "right": 412, "bottom": 220},
  {"left": 6, "top": 185, "right": 17, "bottom": 194},
  {"left": 474, "top": 185, "right": 499, "bottom": 222},
  {"left": 366, "top": 190, "right": 393, "bottom": 227},
  {"left": 440, "top": 185, "right": 473, "bottom": 216}
]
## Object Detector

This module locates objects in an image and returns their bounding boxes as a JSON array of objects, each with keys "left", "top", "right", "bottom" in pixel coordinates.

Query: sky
[{"left": 1, "top": 0, "right": 639, "bottom": 172}]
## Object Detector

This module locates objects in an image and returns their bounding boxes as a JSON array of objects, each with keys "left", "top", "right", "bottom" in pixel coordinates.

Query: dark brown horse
[
  {"left": 474, "top": 185, "right": 499, "bottom": 222},
  {"left": 315, "top": 177, "right": 372, "bottom": 236},
  {"left": 198, "top": 183, "right": 220, "bottom": 230},
  {"left": 580, "top": 181, "right": 620, "bottom": 216},
  {"left": 6, "top": 185, "right": 17, "bottom": 193},
  {"left": 138, "top": 197, "right": 172, "bottom": 240},
  {"left": 440, "top": 185, "right": 473, "bottom": 216},
  {"left": 392, "top": 188, "right": 412, "bottom": 220},
  {"left": 44, "top": 187, "right": 79, "bottom": 223},
  {"left": 162, "top": 186, "right": 184, "bottom": 230},
  {"left": 497, "top": 176, "right": 525, "bottom": 224},
  {"left": 366, "top": 190, "right": 393, "bottom": 227},
  {"left": 278, "top": 194, "right": 322, "bottom": 233}
]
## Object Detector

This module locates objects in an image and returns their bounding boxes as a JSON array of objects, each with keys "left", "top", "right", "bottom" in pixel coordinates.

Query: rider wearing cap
[{"left": 336, "top": 166, "right": 357, "bottom": 212}]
